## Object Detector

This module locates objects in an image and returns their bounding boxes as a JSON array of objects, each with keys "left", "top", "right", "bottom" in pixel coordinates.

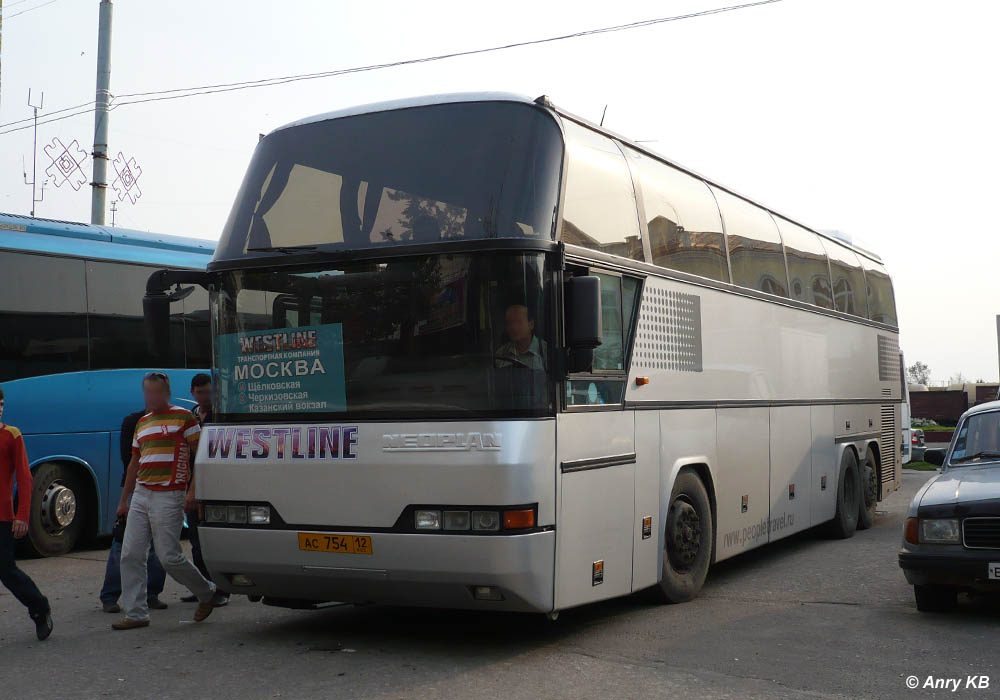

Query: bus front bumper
[{"left": 199, "top": 526, "right": 555, "bottom": 613}]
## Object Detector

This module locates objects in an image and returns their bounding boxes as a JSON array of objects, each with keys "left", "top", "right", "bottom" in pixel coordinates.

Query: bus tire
[
  {"left": 825, "top": 449, "right": 861, "bottom": 539},
  {"left": 857, "top": 446, "right": 878, "bottom": 530},
  {"left": 22, "top": 462, "right": 88, "bottom": 557},
  {"left": 654, "top": 470, "right": 713, "bottom": 603}
]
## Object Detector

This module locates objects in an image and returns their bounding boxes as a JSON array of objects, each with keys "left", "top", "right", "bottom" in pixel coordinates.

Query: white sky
[{"left": 1, "top": 0, "right": 998, "bottom": 382}]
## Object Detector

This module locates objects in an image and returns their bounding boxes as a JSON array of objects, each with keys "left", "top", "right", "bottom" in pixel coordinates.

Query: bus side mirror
[
  {"left": 924, "top": 449, "right": 945, "bottom": 467},
  {"left": 565, "top": 275, "right": 602, "bottom": 373},
  {"left": 143, "top": 294, "right": 171, "bottom": 358}
]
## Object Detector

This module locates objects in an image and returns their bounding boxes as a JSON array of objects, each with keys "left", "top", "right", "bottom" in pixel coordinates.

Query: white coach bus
[{"left": 146, "top": 93, "right": 901, "bottom": 615}]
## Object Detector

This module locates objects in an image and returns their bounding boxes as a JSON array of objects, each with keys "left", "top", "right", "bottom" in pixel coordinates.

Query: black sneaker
[
  {"left": 211, "top": 591, "right": 230, "bottom": 607},
  {"left": 180, "top": 594, "right": 198, "bottom": 603},
  {"left": 33, "top": 612, "right": 53, "bottom": 641},
  {"left": 102, "top": 601, "right": 121, "bottom": 614},
  {"left": 147, "top": 597, "right": 168, "bottom": 610}
]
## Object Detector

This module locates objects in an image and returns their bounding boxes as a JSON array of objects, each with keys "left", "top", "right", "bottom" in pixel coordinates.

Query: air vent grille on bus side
[
  {"left": 877, "top": 335, "right": 900, "bottom": 381},
  {"left": 879, "top": 404, "right": 897, "bottom": 495},
  {"left": 634, "top": 286, "right": 702, "bottom": 373}
]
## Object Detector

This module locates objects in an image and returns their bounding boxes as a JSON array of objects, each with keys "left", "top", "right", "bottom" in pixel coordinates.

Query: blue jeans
[{"left": 100, "top": 538, "right": 166, "bottom": 604}]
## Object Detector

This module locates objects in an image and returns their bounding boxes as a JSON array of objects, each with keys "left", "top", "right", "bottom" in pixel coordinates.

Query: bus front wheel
[
  {"left": 23, "top": 462, "right": 88, "bottom": 557},
  {"left": 654, "top": 470, "right": 713, "bottom": 603}
]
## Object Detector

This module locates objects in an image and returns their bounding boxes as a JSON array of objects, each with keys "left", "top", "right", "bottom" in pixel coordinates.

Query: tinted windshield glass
[
  {"left": 216, "top": 102, "right": 563, "bottom": 259},
  {"left": 213, "top": 252, "right": 555, "bottom": 420},
  {"left": 950, "top": 411, "right": 1000, "bottom": 465}
]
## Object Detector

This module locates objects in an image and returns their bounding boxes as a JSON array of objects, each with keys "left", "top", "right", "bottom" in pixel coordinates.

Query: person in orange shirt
[{"left": 0, "top": 386, "right": 53, "bottom": 640}]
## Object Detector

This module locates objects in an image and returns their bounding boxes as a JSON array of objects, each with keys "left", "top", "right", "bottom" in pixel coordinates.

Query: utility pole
[
  {"left": 91, "top": 0, "right": 114, "bottom": 225},
  {"left": 23, "top": 89, "right": 45, "bottom": 216}
]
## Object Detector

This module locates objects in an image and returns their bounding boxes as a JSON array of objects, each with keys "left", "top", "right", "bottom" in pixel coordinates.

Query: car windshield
[
  {"left": 212, "top": 252, "right": 556, "bottom": 421},
  {"left": 950, "top": 411, "right": 1000, "bottom": 465}
]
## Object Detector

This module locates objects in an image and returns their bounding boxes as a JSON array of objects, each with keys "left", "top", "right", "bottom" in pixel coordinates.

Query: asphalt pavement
[{"left": 2, "top": 469, "right": 997, "bottom": 700}]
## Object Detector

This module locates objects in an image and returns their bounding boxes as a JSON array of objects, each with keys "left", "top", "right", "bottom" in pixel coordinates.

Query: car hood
[{"left": 920, "top": 464, "right": 1000, "bottom": 506}]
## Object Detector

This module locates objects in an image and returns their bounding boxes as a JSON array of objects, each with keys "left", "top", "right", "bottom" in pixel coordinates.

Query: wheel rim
[
  {"left": 666, "top": 498, "right": 702, "bottom": 572},
  {"left": 40, "top": 481, "right": 77, "bottom": 534}
]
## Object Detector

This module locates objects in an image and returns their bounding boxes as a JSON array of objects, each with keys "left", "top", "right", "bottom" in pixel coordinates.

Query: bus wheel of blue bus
[
  {"left": 25, "top": 462, "right": 88, "bottom": 557},
  {"left": 857, "top": 447, "right": 878, "bottom": 531},
  {"left": 656, "top": 470, "right": 713, "bottom": 603},
  {"left": 825, "top": 449, "right": 861, "bottom": 539}
]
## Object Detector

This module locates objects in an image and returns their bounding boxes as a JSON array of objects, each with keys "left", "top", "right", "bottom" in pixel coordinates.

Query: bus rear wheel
[
  {"left": 825, "top": 449, "right": 861, "bottom": 539},
  {"left": 857, "top": 446, "right": 878, "bottom": 530},
  {"left": 654, "top": 470, "right": 713, "bottom": 603},
  {"left": 23, "top": 462, "right": 88, "bottom": 557}
]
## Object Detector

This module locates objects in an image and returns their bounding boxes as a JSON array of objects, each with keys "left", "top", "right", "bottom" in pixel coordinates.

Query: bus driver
[{"left": 494, "top": 304, "right": 547, "bottom": 370}]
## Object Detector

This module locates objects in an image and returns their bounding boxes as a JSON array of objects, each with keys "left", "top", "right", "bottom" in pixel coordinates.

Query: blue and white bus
[{"left": 0, "top": 212, "right": 214, "bottom": 556}]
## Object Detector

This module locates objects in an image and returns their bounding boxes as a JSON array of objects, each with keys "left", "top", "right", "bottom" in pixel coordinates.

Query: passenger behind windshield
[{"left": 495, "top": 304, "right": 548, "bottom": 370}]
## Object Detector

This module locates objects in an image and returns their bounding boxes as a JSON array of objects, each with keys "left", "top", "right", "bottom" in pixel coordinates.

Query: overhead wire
[{"left": 0, "top": 0, "right": 783, "bottom": 137}]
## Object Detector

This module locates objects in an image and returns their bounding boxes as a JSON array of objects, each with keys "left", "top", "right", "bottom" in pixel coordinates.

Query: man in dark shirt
[
  {"left": 98, "top": 409, "right": 168, "bottom": 613},
  {"left": 180, "top": 373, "right": 228, "bottom": 607}
]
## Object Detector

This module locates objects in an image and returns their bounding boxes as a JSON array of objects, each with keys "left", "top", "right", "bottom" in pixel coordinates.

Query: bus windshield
[
  {"left": 213, "top": 252, "right": 556, "bottom": 420},
  {"left": 216, "top": 101, "right": 563, "bottom": 259}
]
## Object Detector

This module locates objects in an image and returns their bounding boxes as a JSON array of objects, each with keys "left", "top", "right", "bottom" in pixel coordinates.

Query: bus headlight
[
  {"left": 472, "top": 511, "right": 500, "bottom": 531},
  {"left": 443, "top": 510, "right": 471, "bottom": 530},
  {"left": 919, "top": 518, "right": 960, "bottom": 543},
  {"left": 227, "top": 505, "right": 248, "bottom": 524},
  {"left": 204, "top": 505, "right": 228, "bottom": 523},
  {"left": 248, "top": 505, "right": 271, "bottom": 525},
  {"left": 414, "top": 510, "right": 442, "bottom": 530}
]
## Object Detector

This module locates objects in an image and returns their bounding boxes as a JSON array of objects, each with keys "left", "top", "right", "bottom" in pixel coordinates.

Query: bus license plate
[
  {"left": 298, "top": 532, "right": 373, "bottom": 555},
  {"left": 989, "top": 563, "right": 1000, "bottom": 580}
]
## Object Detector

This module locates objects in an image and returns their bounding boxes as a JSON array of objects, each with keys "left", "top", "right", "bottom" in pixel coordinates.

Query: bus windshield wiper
[
  {"left": 952, "top": 450, "right": 1000, "bottom": 463},
  {"left": 247, "top": 245, "right": 318, "bottom": 254}
]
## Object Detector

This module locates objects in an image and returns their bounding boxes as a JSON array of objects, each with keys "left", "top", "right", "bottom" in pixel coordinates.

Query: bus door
[{"left": 555, "top": 270, "right": 640, "bottom": 609}]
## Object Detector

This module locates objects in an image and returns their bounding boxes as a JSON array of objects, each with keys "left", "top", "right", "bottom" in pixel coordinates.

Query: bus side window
[
  {"left": 774, "top": 218, "right": 834, "bottom": 310},
  {"left": 712, "top": 187, "right": 789, "bottom": 297},
  {"left": 0, "top": 252, "right": 89, "bottom": 382},
  {"left": 861, "top": 258, "right": 897, "bottom": 325},
  {"left": 566, "top": 271, "right": 641, "bottom": 408},
  {"left": 559, "top": 122, "right": 644, "bottom": 262},
  {"left": 628, "top": 149, "right": 729, "bottom": 283},
  {"left": 822, "top": 240, "right": 869, "bottom": 318}
]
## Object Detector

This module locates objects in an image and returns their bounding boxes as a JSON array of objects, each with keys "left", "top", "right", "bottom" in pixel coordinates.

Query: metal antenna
[
  {"left": 110, "top": 199, "right": 118, "bottom": 227},
  {"left": 24, "top": 89, "right": 46, "bottom": 216},
  {"left": 600, "top": 104, "right": 608, "bottom": 127}
]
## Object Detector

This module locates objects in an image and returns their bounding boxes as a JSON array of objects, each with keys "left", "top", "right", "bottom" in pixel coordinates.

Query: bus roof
[
  {"left": 0, "top": 211, "right": 215, "bottom": 268},
  {"left": 273, "top": 92, "right": 883, "bottom": 265}
]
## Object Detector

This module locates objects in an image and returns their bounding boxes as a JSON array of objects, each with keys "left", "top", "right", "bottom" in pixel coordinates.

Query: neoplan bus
[
  {"left": 145, "top": 93, "right": 902, "bottom": 614},
  {"left": 0, "top": 212, "right": 213, "bottom": 556}
]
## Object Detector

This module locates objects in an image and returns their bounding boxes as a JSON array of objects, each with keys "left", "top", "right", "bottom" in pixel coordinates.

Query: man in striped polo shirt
[{"left": 113, "top": 372, "right": 218, "bottom": 630}]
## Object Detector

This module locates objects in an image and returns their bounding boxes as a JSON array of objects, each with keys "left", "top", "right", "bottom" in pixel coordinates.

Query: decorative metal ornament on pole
[{"left": 90, "top": 0, "right": 114, "bottom": 225}]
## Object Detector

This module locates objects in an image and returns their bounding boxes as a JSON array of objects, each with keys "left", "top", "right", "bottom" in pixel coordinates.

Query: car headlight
[{"left": 919, "top": 518, "right": 961, "bottom": 543}]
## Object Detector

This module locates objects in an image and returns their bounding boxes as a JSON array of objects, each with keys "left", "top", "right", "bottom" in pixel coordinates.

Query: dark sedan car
[{"left": 898, "top": 401, "right": 1000, "bottom": 611}]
